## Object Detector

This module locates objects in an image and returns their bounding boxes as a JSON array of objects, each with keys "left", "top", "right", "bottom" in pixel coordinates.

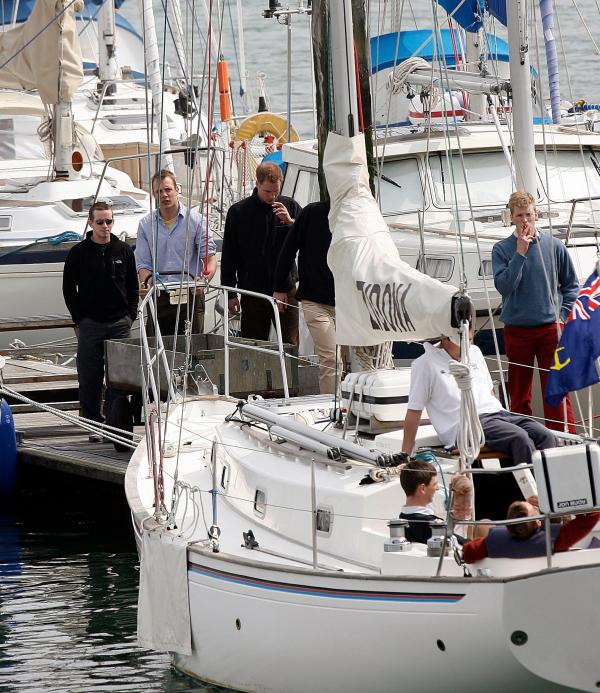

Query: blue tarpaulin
[
  {"left": 371, "top": 29, "right": 510, "bottom": 74},
  {"left": 436, "top": 0, "right": 484, "bottom": 32}
]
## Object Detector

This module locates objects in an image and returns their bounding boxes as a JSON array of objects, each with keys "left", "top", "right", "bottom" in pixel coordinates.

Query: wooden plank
[
  {"left": 10, "top": 401, "right": 79, "bottom": 414},
  {"left": 3, "top": 372, "right": 79, "bottom": 385},
  {"left": 0, "top": 318, "right": 74, "bottom": 332}
]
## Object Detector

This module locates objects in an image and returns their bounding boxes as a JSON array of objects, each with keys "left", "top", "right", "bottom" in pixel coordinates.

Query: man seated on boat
[
  {"left": 399, "top": 459, "right": 476, "bottom": 544},
  {"left": 401, "top": 333, "right": 557, "bottom": 468},
  {"left": 136, "top": 169, "right": 217, "bottom": 336},
  {"left": 463, "top": 496, "right": 600, "bottom": 562}
]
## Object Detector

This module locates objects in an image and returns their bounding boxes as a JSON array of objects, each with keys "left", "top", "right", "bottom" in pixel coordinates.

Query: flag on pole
[{"left": 545, "top": 270, "right": 600, "bottom": 408}]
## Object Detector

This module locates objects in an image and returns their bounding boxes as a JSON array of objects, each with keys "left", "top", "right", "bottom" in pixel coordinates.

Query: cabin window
[
  {"left": 0, "top": 217, "right": 12, "bottom": 232},
  {"left": 220, "top": 463, "right": 230, "bottom": 490},
  {"left": 418, "top": 255, "right": 454, "bottom": 281},
  {"left": 429, "top": 151, "right": 513, "bottom": 208},
  {"left": 377, "top": 158, "right": 424, "bottom": 214},
  {"left": 253, "top": 489, "right": 266, "bottom": 518},
  {"left": 316, "top": 507, "right": 333, "bottom": 535},
  {"left": 479, "top": 259, "right": 493, "bottom": 278},
  {"left": 293, "top": 169, "right": 319, "bottom": 206},
  {"left": 537, "top": 149, "right": 600, "bottom": 202}
]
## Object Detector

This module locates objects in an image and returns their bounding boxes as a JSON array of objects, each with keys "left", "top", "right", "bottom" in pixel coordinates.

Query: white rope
[
  {"left": 386, "top": 55, "right": 432, "bottom": 95},
  {"left": 448, "top": 326, "right": 484, "bottom": 469}
]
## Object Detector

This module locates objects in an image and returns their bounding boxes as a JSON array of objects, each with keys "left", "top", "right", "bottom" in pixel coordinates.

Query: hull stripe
[{"left": 189, "top": 563, "right": 465, "bottom": 603}]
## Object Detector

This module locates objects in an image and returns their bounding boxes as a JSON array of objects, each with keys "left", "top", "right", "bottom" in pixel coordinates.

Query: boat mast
[
  {"left": 329, "top": 1, "right": 359, "bottom": 137},
  {"left": 141, "top": 0, "right": 174, "bottom": 171},
  {"left": 97, "top": 0, "right": 119, "bottom": 95},
  {"left": 506, "top": 0, "right": 537, "bottom": 194}
]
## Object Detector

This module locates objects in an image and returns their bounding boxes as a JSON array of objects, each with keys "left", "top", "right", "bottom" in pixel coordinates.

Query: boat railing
[
  {"left": 440, "top": 462, "right": 600, "bottom": 573},
  {"left": 137, "top": 281, "right": 291, "bottom": 402},
  {"left": 565, "top": 194, "right": 600, "bottom": 243},
  {"left": 219, "top": 285, "right": 290, "bottom": 399}
]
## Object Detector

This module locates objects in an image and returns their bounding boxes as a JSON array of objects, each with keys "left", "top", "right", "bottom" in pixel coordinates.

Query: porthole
[
  {"left": 254, "top": 489, "right": 266, "bottom": 518},
  {"left": 316, "top": 506, "right": 333, "bottom": 535}
]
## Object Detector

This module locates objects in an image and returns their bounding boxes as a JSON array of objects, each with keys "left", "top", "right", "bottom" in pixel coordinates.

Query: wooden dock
[{"left": 2, "top": 354, "right": 135, "bottom": 485}]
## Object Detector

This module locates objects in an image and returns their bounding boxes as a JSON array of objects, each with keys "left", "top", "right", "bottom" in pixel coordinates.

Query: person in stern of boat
[
  {"left": 492, "top": 191, "right": 579, "bottom": 433},
  {"left": 221, "top": 161, "right": 302, "bottom": 346},
  {"left": 463, "top": 496, "right": 600, "bottom": 562},
  {"left": 62, "top": 202, "right": 138, "bottom": 442},
  {"left": 401, "top": 333, "right": 557, "bottom": 469},
  {"left": 135, "top": 169, "right": 217, "bottom": 336},
  {"left": 399, "top": 459, "right": 478, "bottom": 544},
  {"left": 272, "top": 199, "right": 342, "bottom": 393}
]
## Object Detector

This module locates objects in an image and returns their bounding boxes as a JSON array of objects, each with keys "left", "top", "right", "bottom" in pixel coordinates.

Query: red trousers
[{"left": 503, "top": 323, "right": 575, "bottom": 433}]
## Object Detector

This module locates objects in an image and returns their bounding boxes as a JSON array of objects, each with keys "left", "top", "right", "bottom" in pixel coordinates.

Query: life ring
[{"left": 234, "top": 112, "right": 299, "bottom": 145}]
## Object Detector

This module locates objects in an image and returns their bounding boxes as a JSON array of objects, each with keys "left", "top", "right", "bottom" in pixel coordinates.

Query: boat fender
[{"left": 0, "top": 398, "right": 17, "bottom": 496}]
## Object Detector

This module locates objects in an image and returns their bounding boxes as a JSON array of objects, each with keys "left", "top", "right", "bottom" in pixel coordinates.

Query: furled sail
[
  {"left": 325, "top": 132, "right": 458, "bottom": 345},
  {"left": 0, "top": 0, "right": 83, "bottom": 104}
]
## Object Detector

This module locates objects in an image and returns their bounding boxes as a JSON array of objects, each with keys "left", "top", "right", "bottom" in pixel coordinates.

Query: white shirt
[{"left": 407, "top": 343, "right": 503, "bottom": 447}]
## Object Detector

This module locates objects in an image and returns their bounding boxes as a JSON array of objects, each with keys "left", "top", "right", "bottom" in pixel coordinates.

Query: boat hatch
[
  {"left": 104, "top": 114, "right": 151, "bottom": 130},
  {"left": 59, "top": 195, "right": 146, "bottom": 216}
]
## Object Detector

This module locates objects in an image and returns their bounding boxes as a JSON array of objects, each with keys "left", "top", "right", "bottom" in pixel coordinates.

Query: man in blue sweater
[{"left": 492, "top": 191, "right": 579, "bottom": 432}]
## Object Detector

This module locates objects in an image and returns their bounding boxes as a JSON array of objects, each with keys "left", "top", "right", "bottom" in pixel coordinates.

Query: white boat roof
[{"left": 283, "top": 122, "right": 600, "bottom": 165}]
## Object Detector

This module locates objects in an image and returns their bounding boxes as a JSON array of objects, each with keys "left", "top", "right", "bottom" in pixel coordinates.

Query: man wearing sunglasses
[{"left": 63, "top": 202, "right": 138, "bottom": 442}]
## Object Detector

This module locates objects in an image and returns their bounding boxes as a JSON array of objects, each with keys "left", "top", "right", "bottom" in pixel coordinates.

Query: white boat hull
[{"left": 174, "top": 548, "right": 597, "bottom": 692}]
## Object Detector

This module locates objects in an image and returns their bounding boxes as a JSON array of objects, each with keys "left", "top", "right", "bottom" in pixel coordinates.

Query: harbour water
[
  {"left": 0, "top": 468, "right": 219, "bottom": 692},
  {"left": 2, "top": 2, "right": 600, "bottom": 692}
]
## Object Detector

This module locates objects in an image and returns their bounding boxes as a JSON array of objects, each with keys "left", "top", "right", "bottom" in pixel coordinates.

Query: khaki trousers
[{"left": 302, "top": 300, "right": 341, "bottom": 394}]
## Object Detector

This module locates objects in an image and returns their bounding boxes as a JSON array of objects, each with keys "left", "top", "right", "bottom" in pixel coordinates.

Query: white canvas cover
[
  {"left": 0, "top": 0, "right": 83, "bottom": 104},
  {"left": 137, "top": 527, "right": 192, "bottom": 656},
  {"left": 325, "top": 132, "right": 457, "bottom": 345}
]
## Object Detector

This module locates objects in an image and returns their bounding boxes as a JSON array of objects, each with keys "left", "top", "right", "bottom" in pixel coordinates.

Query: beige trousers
[{"left": 302, "top": 300, "right": 341, "bottom": 394}]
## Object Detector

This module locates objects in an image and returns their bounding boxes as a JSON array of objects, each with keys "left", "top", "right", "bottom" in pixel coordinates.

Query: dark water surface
[{"left": 0, "top": 468, "right": 217, "bottom": 693}]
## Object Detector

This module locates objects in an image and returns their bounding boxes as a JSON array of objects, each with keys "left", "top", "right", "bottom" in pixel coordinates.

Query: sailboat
[
  {"left": 126, "top": 1, "right": 600, "bottom": 691},
  {"left": 0, "top": 0, "right": 151, "bottom": 347}
]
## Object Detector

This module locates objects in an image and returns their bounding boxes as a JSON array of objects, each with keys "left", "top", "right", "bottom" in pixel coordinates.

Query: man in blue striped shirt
[{"left": 135, "top": 170, "right": 217, "bottom": 335}]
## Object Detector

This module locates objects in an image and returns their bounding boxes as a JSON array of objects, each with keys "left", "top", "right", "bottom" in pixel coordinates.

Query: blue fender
[{"left": 0, "top": 399, "right": 17, "bottom": 495}]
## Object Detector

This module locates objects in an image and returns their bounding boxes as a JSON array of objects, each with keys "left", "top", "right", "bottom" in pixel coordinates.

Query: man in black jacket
[
  {"left": 63, "top": 202, "right": 138, "bottom": 441},
  {"left": 273, "top": 200, "right": 341, "bottom": 393},
  {"left": 221, "top": 162, "right": 302, "bottom": 345}
]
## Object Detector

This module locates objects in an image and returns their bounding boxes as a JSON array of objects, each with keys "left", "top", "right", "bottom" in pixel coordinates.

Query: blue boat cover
[
  {"left": 487, "top": 0, "right": 508, "bottom": 26},
  {"left": 371, "top": 29, "right": 510, "bottom": 73},
  {"left": 436, "top": 0, "right": 484, "bottom": 32}
]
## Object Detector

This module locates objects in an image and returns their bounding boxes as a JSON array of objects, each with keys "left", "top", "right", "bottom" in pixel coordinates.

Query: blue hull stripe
[{"left": 189, "top": 563, "right": 465, "bottom": 603}]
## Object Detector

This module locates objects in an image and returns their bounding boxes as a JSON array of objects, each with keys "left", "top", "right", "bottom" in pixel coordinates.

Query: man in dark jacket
[
  {"left": 62, "top": 202, "right": 138, "bottom": 441},
  {"left": 273, "top": 200, "right": 341, "bottom": 393},
  {"left": 221, "top": 162, "right": 302, "bottom": 345}
]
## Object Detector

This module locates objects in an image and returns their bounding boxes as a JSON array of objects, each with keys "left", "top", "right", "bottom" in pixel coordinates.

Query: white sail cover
[
  {"left": 325, "top": 132, "right": 458, "bottom": 345},
  {"left": 0, "top": 0, "right": 83, "bottom": 104}
]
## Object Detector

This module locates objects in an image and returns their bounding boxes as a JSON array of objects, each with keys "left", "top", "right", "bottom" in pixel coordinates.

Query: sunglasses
[{"left": 93, "top": 218, "right": 114, "bottom": 226}]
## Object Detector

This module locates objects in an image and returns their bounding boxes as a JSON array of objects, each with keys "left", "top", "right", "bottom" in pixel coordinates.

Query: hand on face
[
  {"left": 272, "top": 202, "right": 292, "bottom": 225},
  {"left": 512, "top": 204, "right": 537, "bottom": 256}
]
